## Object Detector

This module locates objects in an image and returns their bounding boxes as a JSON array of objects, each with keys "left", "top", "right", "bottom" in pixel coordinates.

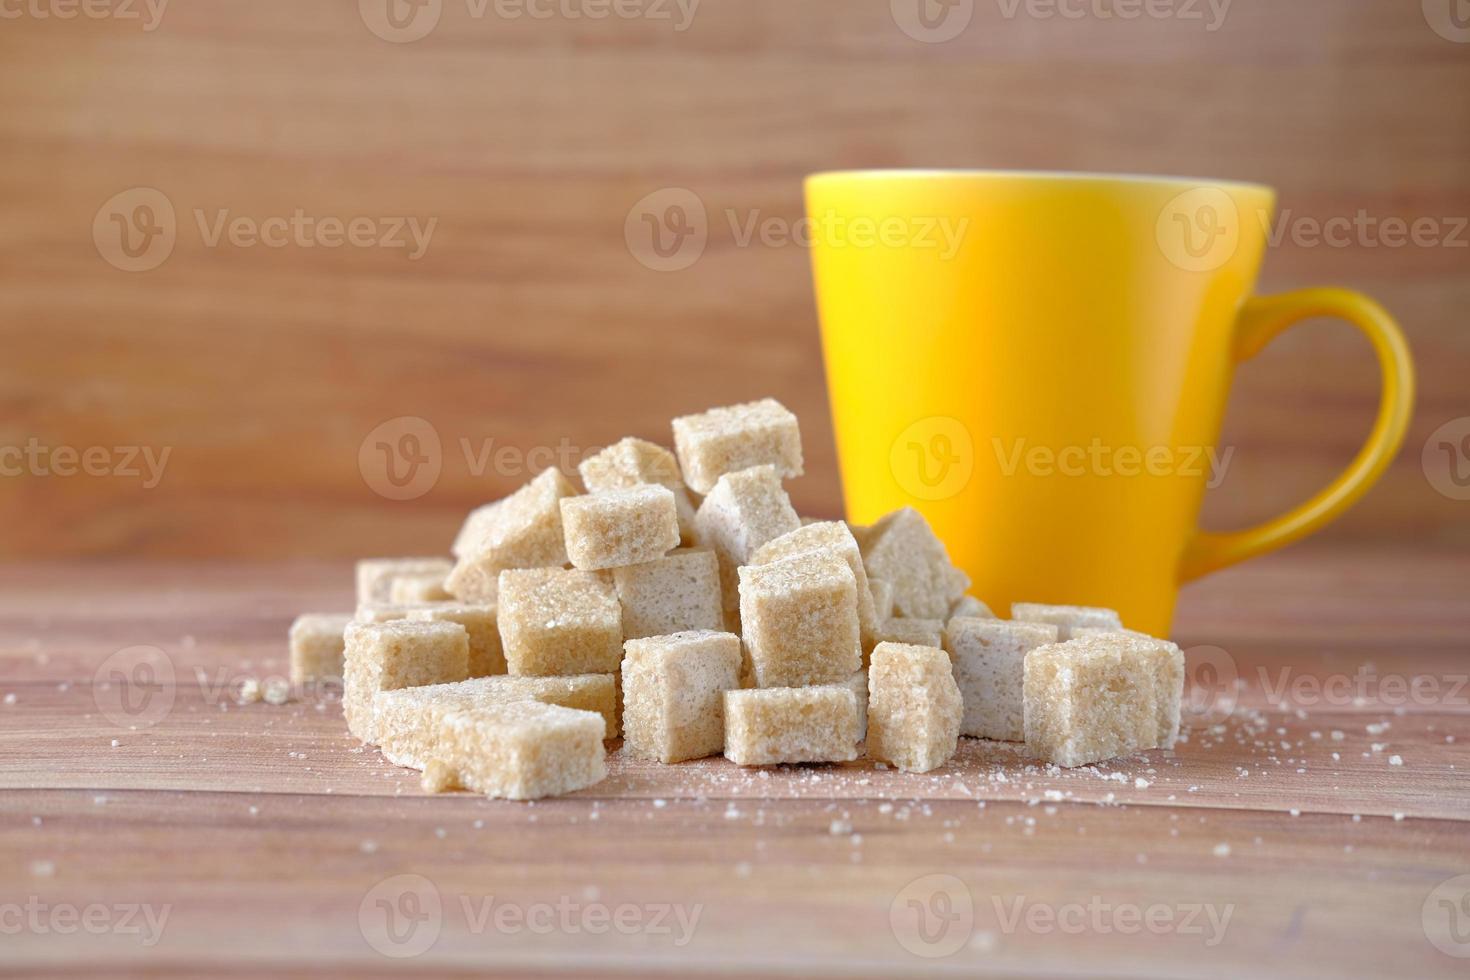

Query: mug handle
[{"left": 1179, "top": 287, "right": 1415, "bottom": 582}]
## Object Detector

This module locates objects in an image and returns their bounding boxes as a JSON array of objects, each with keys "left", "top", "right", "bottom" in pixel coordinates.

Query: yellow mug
[{"left": 805, "top": 170, "right": 1414, "bottom": 636}]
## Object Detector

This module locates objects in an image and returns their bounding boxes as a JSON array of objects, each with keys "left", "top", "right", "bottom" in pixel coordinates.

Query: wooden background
[{"left": 0, "top": 0, "right": 1467, "bottom": 559}]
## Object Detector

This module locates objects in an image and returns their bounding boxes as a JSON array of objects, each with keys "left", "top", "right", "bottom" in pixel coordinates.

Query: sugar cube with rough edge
[
  {"left": 356, "top": 558, "right": 453, "bottom": 606},
  {"left": 452, "top": 501, "right": 501, "bottom": 558},
  {"left": 672, "top": 398, "right": 804, "bottom": 494},
  {"left": 622, "top": 630, "right": 742, "bottom": 763},
  {"left": 497, "top": 567, "right": 623, "bottom": 676},
  {"left": 866, "top": 642, "right": 962, "bottom": 773},
  {"left": 868, "top": 578, "right": 895, "bottom": 622},
  {"left": 693, "top": 464, "right": 800, "bottom": 616},
  {"left": 739, "top": 552, "right": 862, "bottom": 688},
  {"left": 374, "top": 674, "right": 618, "bottom": 768},
  {"left": 611, "top": 547, "right": 723, "bottom": 640},
  {"left": 343, "top": 619, "right": 469, "bottom": 743},
  {"left": 445, "top": 468, "right": 578, "bottom": 602},
  {"left": 407, "top": 604, "right": 505, "bottom": 677},
  {"left": 1064, "top": 631, "right": 1186, "bottom": 748},
  {"left": 949, "top": 594, "right": 995, "bottom": 621},
  {"left": 723, "top": 687, "right": 860, "bottom": 766},
  {"left": 871, "top": 618, "right": 945, "bottom": 651},
  {"left": 560, "top": 485, "right": 680, "bottom": 571},
  {"left": 288, "top": 613, "right": 353, "bottom": 687},
  {"left": 389, "top": 572, "right": 451, "bottom": 605},
  {"left": 578, "top": 437, "right": 698, "bottom": 544},
  {"left": 944, "top": 618, "right": 1059, "bottom": 741},
  {"left": 1022, "top": 634, "right": 1183, "bottom": 768},
  {"left": 752, "top": 521, "right": 879, "bottom": 643},
  {"left": 424, "top": 701, "right": 607, "bottom": 800},
  {"left": 1012, "top": 602, "right": 1124, "bottom": 641},
  {"left": 858, "top": 508, "right": 969, "bottom": 620}
]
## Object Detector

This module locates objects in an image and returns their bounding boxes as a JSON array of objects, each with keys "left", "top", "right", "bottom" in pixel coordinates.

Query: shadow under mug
[{"left": 806, "top": 170, "right": 1414, "bottom": 636}]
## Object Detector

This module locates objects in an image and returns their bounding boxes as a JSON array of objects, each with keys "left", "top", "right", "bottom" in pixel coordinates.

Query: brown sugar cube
[
  {"left": 387, "top": 698, "right": 605, "bottom": 800},
  {"left": 611, "top": 547, "right": 724, "bottom": 640},
  {"left": 622, "top": 630, "right": 742, "bottom": 763},
  {"left": 497, "top": 567, "right": 622, "bottom": 676},
  {"left": 752, "top": 521, "right": 879, "bottom": 644},
  {"left": 723, "top": 687, "right": 860, "bottom": 766},
  {"left": 578, "top": 436, "right": 698, "bottom": 544},
  {"left": 560, "top": 485, "right": 680, "bottom": 571},
  {"left": 738, "top": 552, "right": 861, "bottom": 688},
  {"left": 1023, "top": 633, "right": 1183, "bottom": 767},
  {"left": 672, "top": 398, "right": 804, "bottom": 494},
  {"left": 407, "top": 604, "right": 505, "bottom": 677},
  {"left": 871, "top": 617, "right": 945, "bottom": 651},
  {"left": 356, "top": 558, "right": 453, "bottom": 606},
  {"left": 694, "top": 464, "right": 801, "bottom": 617},
  {"left": 343, "top": 619, "right": 469, "bottom": 743},
  {"left": 1066, "top": 630, "right": 1186, "bottom": 748},
  {"left": 288, "top": 613, "right": 353, "bottom": 687},
  {"left": 389, "top": 572, "right": 451, "bottom": 605},
  {"left": 859, "top": 508, "right": 969, "bottom": 620},
  {"left": 943, "top": 618, "right": 1059, "bottom": 741},
  {"left": 1012, "top": 602, "right": 1124, "bottom": 641},
  {"left": 445, "top": 468, "right": 578, "bottom": 603},
  {"left": 374, "top": 673, "right": 618, "bottom": 767},
  {"left": 866, "top": 641, "right": 962, "bottom": 773}
]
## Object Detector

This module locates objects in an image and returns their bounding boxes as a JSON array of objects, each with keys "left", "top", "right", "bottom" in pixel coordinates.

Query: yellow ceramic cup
[{"left": 805, "top": 170, "right": 1414, "bottom": 636}]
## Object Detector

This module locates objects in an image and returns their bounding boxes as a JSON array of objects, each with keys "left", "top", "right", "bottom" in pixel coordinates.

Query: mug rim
[{"left": 805, "top": 168, "right": 1274, "bottom": 194}]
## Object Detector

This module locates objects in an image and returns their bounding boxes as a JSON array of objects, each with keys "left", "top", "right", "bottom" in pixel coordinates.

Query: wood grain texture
[
  {"left": 1, "top": 545, "right": 1468, "bottom": 977},
  {"left": 0, "top": 0, "right": 1467, "bottom": 558}
]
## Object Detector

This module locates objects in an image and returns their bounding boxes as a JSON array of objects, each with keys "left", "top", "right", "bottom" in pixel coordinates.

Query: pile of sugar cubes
[{"left": 289, "top": 399, "right": 1185, "bottom": 800}]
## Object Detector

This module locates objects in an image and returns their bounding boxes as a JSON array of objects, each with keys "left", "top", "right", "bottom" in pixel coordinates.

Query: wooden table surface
[{"left": 2, "top": 546, "right": 1468, "bottom": 978}]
